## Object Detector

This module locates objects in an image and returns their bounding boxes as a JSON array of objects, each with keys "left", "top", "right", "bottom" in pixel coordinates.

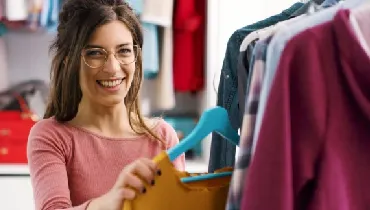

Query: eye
[
  {"left": 118, "top": 48, "right": 132, "bottom": 55},
  {"left": 85, "top": 49, "right": 105, "bottom": 58}
]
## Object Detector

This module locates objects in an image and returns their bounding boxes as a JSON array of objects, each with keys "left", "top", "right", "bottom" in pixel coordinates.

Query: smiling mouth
[{"left": 96, "top": 78, "right": 124, "bottom": 88}]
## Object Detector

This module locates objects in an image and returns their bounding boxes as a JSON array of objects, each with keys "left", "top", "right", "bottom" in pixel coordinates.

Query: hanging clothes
[
  {"left": 321, "top": 0, "right": 341, "bottom": 7},
  {"left": 226, "top": 1, "right": 343, "bottom": 209},
  {"left": 241, "top": 8, "right": 370, "bottom": 210},
  {"left": 141, "top": 0, "right": 176, "bottom": 110},
  {"left": 0, "top": 0, "right": 6, "bottom": 36},
  {"left": 141, "top": 0, "right": 174, "bottom": 26},
  {"left": 0, "top": 23, "right": 7, "bottom": 37},
  {"left": 208, "top": 2, "right": 304, "bottom": 173},
  {"left": 0, "top": 0, "right": 4, "bottom": 20},
  {"left": 349, "top": 6, "right": 370, "bottom": 57},
  {"left": 154, "top": 26, "right": 176, "bottom": 110},
  {"left": 27, "top": 0, "right": 43, "bottom": 31},
  {"left": 173, "top": 0, "right": 205, "bottom": 92},
  {"left": 40, "top": 0, "right": 59, "bottom": 32},
  {"left": 142, "top": 22, "right": 160, "bottom": 79},
  {"left": 226, "top": 37, "right": 271, "bottom": 210},
  {"left": 226, "top": 9, "right": 315, "bottom": 210},
  {"left": 40, "top": 0, "right": 50, "bottom": 28},
  {"left": 50, "top": 0, "right": 59, "bottom": 27},
  {"left": 252, "top": 0, "right": 361, "bottom": 156},
  {"left": 0, "top": 37, "right": 8, "bottom": 91},
  {"left": 126, "top": 0, "right": 160, "bottom": 79},
  {"left": 237, "top": 40, "right": 257, "bottom": 119},
  {"left": 5, "top": 0, "right": 28, "bottom": 21}
]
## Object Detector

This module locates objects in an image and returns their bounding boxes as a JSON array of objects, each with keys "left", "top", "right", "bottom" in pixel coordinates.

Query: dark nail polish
[
  {"left": 142, "top": 188, "right": 146, "bottom": 193},
  {"left": 157, "top": 170, "right": 162, "bottom": 176},
  {"left": 151, "top": 180, "right": 155, "bottom": 186}
]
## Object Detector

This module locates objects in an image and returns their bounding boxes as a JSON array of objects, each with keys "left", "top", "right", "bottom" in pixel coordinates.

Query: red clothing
[
  {"left": 242, "top": 10, "right": 370, "bottom": 210},
  {"left": 27, "top": 118, "right": 185, "bottom": 210},
  {"left": 173, "top": 0, "right": 205, "bottom": 92}
]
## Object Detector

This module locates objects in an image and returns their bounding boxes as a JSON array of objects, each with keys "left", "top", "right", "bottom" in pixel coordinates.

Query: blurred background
[{"left": 0, "top": 0, "right": 298, "bottom": 209}]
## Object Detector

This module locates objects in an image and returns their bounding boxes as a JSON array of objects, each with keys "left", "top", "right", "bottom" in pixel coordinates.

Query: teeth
[{"left": 98, "top": 79, "right": 123, "bottom": 88}]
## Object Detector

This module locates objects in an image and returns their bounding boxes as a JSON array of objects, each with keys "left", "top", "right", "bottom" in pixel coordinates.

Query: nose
[{"left": 103, "top": 53, "right": 121, "bottom": 74}]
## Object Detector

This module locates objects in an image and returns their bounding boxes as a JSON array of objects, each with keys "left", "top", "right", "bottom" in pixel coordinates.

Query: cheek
[
  {"left": 79, "top": 65, "right": 97, "bottom": 94},
  {"left": 126, "top": 64, "right": 136, "bottom": 83},
  {"left": 79, "top": 71, "right": 89, "bottom": 95},
  {"left": 128, "top": 63, "right": 136, "bottom": 75}
]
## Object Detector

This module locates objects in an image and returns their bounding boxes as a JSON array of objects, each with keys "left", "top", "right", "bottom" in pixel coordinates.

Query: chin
[{"left": 99, "top": 95, "right": 126, "bottom": 107}]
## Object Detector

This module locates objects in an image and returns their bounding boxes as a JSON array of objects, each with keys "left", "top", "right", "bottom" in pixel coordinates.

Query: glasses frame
[{"left": 81, "top": 45, "right": 140, "bottom": 69}]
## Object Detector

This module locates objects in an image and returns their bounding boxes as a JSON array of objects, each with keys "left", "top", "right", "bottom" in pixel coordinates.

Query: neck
[{"left": 71, "top": 97, "right": 137, "bottom": 138}]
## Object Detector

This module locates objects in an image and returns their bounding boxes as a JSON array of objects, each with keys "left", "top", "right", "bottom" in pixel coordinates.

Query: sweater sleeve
[
  {"left": 27, "top": 120, "right": 92, "bottom": 210},
  {"left": 241, "top": 30, "right": 328, "bottom": 210}
]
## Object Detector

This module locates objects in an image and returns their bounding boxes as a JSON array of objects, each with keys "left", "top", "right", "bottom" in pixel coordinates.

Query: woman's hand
[{"left": 88, "top": 158, "right": 159, "bottom": 210}]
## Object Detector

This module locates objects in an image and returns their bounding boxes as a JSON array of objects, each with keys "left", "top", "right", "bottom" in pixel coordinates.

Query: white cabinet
[{"left": 0, "top": 165, "right": 34, "bottom": 210}]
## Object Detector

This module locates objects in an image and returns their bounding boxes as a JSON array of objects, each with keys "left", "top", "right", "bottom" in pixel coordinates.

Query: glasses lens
[
  {"left": 83, "top": 48, "right": 107, "bottom": 68},
  {"left": 115, "top": 45, "right": 138, "bottom": 65}
]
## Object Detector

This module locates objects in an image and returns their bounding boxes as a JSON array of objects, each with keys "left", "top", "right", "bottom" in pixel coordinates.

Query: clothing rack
[{"left": 206, "top": 0, "right": 370, "bottom": 209}]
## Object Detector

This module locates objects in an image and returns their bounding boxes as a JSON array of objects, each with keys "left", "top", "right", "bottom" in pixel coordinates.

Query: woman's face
[{"left": 79, "top": 20, "right": 137, "bottom": 107}]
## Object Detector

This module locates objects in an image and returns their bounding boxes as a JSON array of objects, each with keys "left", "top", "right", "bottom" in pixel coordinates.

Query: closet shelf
[{"left": 0, "top": 164, "right": 29, "bottom": 175}]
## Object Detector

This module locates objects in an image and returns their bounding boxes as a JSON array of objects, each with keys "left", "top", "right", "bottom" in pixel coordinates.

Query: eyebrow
[{"left": 85, "top": 43, "right": 133, "bottom": 49}]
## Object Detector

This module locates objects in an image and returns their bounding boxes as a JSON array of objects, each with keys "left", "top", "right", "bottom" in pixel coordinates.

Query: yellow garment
[{"left": 122, "top": 151, "right": 233, "bottom": 210}]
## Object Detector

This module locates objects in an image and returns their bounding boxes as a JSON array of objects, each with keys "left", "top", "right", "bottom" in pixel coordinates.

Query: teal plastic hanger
[
  {"left": 166, "top": 106, "right": 239, "bottom": 183},
  {"left": 181, "top": 171, "right": 234, "bottom": 183}
]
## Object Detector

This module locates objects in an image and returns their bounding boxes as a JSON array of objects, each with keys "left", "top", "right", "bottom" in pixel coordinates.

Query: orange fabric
[{"left": 123, "top": 151, "right": 232, "bottom": 210}]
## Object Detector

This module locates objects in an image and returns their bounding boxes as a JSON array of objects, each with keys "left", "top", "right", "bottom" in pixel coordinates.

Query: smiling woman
[
  {"left": 43, "top": 1, "right": 146, "bottom": 134},
  {"left": 27, "top": 1, "right": 185, "bottom": 210}
]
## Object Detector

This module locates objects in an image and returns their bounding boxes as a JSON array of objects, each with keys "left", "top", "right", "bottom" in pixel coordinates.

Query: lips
[{"left": 96, "top": 78, "right": 124, "bottom": 88}]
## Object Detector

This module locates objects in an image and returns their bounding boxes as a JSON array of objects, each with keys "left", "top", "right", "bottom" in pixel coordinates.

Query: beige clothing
[
  {"left": 5, "top": 0, "right": 28, "bottom": 21},
  {"left": 154, "top": 26, "right": 175, "bottom": 110},
  {"left": 142, "top": 0, "right": 174, "bottom": 27},
  {"left": 142, "top": 0, "right": 176, "bottom": 110},
  {"left": 0, "top": 38, "right": 8, "bottom": 91}
]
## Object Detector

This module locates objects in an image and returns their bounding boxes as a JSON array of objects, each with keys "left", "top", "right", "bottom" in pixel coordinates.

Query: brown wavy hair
[{"left": 44, "top": 0, "right": 164, "bottom": 145}]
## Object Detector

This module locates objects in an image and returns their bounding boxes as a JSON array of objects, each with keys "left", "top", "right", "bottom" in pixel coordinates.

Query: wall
[{"left": 5, "top": 31, "right": 53, "bottom": 85}]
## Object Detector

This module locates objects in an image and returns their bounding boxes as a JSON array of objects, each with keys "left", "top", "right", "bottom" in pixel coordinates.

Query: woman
[{"left": 27, "top": 0, "right": 185, "bottom": 209}]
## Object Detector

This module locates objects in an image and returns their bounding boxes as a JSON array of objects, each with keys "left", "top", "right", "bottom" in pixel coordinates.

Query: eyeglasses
[{"left": 81, "top": 45, "right": 140, "bottom": 68}]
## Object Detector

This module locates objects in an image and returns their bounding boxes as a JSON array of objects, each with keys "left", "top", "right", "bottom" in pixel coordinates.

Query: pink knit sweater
[{"left": 27, "top": 118, "right": 185, "bottom": 210}]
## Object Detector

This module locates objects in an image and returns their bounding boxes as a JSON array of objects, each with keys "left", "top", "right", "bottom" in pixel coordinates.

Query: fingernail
[
  {"left": 151, "top": 180, "right": 155, "bottom": 186},
  {"left": 157, "top": 170, "right": 162, "bottom": 176},
  {"left": 142, "top": 188, "right": 146, "bottom": 193}
]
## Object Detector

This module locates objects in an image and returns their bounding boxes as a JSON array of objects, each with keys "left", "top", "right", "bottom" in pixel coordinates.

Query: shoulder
[
  {"left": 145, "top": 117, "right": 177, "bottom": 136},
  {"left": 28, "top": 118, "right": 73, "bottom": 155},
  {"left": 29, "top": 117, "right": 71, "bottom": 138},
  {"left": 145, "top": 117, "right": 179, "bottom": 148}
]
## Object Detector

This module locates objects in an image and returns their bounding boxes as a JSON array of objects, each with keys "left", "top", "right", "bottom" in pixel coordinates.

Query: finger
[
  {"left": 114, "top": 164, "right": 139, "bottom": 189},
  {"left": 114, "top": 169, "right": 130, "bottom": 189},
  {"left": 133, "top": 160, "right": 156, "bottom": 184},
  {"left": 125, "top": 173, "right": 146, "bottom": 193},
  {"left": 139, "top": 158, "right": 158, "bottom": 173},
  {"left": 118, "top": 188, "right": 137, "bottom": 200},
  {"left": 114, "top": 159, "right": 157, "bottom": 189}
]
